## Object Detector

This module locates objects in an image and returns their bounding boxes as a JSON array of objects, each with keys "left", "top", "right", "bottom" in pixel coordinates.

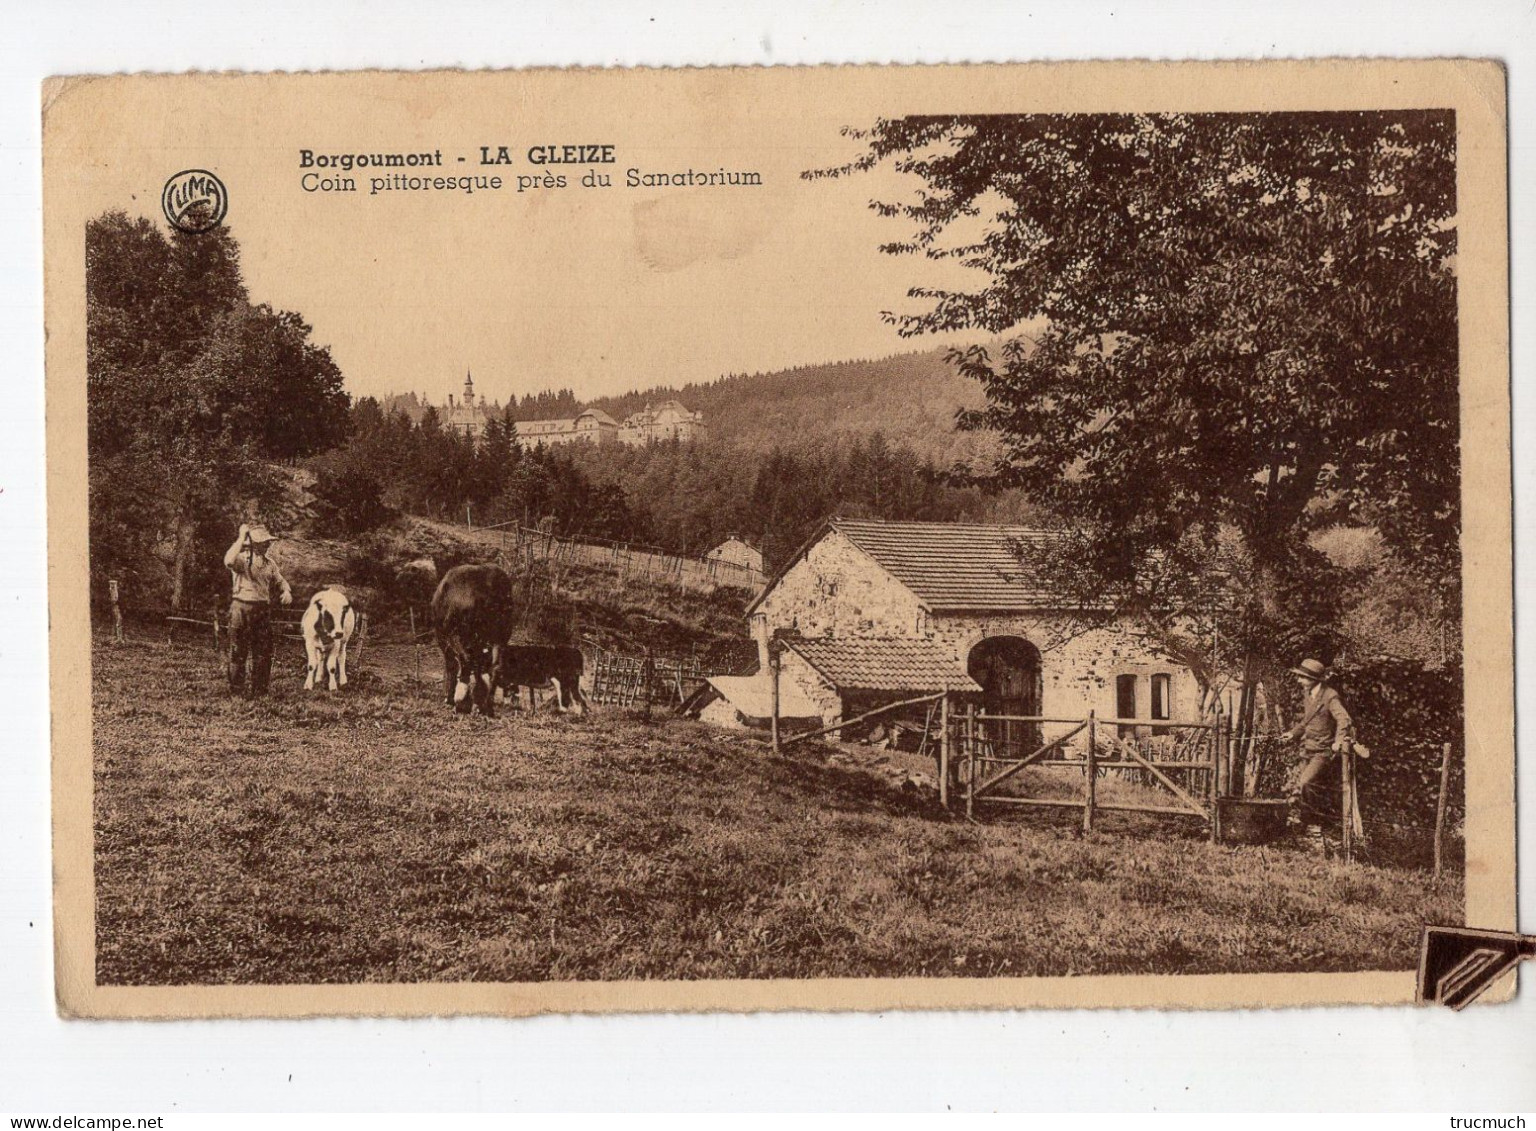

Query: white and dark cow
[
  {"left": 495, "top": 644, "right": 590, "bottom": 715},
  {"left": 301, "top": 587, "right": 355, "bottom": 691},
  {"left": 430, "top": 564, "right": 517, "bottom": 717}
]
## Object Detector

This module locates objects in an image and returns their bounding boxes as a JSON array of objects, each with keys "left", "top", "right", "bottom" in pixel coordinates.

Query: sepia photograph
[{"left": 43, "top": 62, "right": 1512, "bottom": 1017}]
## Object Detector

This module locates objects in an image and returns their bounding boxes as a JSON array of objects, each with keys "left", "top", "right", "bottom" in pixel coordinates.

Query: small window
[
  {"left": 1150, "top": 673, "right": 1172, "bottom": 735},
  {"left": 1115, "top": 674, "right": 1138, "bottom": 738}
]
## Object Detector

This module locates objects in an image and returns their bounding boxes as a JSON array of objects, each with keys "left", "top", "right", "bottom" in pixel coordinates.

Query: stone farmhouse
[{"left": 733, "top": 517, "right": 1203, "bottom": 739}]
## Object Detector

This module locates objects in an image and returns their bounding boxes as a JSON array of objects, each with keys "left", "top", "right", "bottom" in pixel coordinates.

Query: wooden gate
[{"left": 945, "top": 707, "right": 1228, "bottom": 838}]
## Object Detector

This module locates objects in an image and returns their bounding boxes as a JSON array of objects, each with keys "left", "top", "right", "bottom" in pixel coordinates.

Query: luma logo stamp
[{"left": 161, "top": 169, "right": 227, "bottom": 233}]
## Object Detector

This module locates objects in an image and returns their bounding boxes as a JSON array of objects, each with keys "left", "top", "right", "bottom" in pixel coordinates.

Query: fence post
[
  {"left": 1212, "top": 705, "right": 1225, "bottom": 801},
  {"left": 939, "top": 693, "right": 950, "bottom": 810},
  {"left": 109, "top": 579, "right": 123, "bottom": 643},
  {"left": 352, "top": 613, "right": 367, "bottom": 673},
  {"left": 1083, "top": 709, "right": 1097, "bottom": 832},
  {"left": 1340, "top": 748, "right": 1355, "bottom": 863},
  {"left": 410, "top": 607, "right": 421, "bottom": 689},
  {"left": 965, "top": 702, "right": 977, "bottom": 820},
  {"left": 212, "top": 602, "right": 221, "bottom": 653},
  {"left": 1433, "top": 741, "right": 1453, "bottom": 880},
  {"left": 770, "top": 644, "right": 782, "bottom": 756},
  {"left": 1209, "top": 711, "right": 1222, "bottom": 844}
]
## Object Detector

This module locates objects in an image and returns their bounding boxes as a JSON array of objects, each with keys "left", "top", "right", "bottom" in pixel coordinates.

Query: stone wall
[
  {"left": 698, "top": 695, "right": 742, "bottom": 729},
  {"left": 708, "top": 538, "right": 764, "bottom": 573},
  {"left": 751, "top": 530, "right": 925, "bottom": 668},
  {"left": 752, "top": 530, "right": 1207, "bottom": 741},
  {"left": 927, "top": 613, "right": 1204, "bottom": 742},
  {"left": 777, "top": 649, "right": 842, "bottom": 725}
]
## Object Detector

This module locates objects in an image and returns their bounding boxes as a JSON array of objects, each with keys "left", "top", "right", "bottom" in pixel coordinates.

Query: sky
[{"left": 56, "top": 70, "right": 986, "bottom": 407}]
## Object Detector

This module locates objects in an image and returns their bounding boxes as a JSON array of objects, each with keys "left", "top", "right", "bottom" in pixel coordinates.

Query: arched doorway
[{"left": 967, "top": 636, "right": 1044, "bottom": 752}]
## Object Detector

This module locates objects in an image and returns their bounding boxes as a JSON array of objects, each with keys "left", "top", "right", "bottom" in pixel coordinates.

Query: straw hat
[
  {"left": 244, "top": 524, "right": 277, "bottom": 546},
  {"left": 1289, "top": 658, "right": 1330, "bottom": 682}
]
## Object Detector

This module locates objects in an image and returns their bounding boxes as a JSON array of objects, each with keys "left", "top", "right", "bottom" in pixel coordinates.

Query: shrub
[
  {"left": 313, "top": 467, "right": 395, "bottom": 536},
  {"left": 1334, "top": 659, "right": 1464, "bottom": 868}
]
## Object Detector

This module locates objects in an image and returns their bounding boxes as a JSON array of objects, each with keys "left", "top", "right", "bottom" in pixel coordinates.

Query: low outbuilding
[
  {"left": 690, "top": 674, "right": 822, "bottom": 731},
  {"left": 705, "top": 535, "right": 765, "bottom": 575}
]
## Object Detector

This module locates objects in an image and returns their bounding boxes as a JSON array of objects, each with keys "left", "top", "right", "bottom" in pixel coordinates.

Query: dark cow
[
  {"left": 430, "top": 564, "right": 517, "bottom": 717},
  {"left": 495, "top": 644, "right": 590, "bottom": 715}
]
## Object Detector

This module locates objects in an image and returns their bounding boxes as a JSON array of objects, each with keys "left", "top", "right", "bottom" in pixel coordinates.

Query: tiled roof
[
  {"left": 832, "top": 518, "right": 1060, "bottom": 612},
  {"left": 784, "top": 636, "right": 981, "bottom": 693}
]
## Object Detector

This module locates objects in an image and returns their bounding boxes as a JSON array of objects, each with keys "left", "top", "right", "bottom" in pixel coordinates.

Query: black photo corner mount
[{"left": 1417, "top": 926, "right": 1536, "bottom": 1009}]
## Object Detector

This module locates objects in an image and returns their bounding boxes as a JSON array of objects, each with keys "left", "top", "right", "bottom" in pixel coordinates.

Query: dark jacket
[{"left": 1284, "top": 684, "right": 1354, "bottom": 754}]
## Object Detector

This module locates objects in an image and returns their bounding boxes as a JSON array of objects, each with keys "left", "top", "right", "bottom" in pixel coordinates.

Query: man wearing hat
[
  {"left": 1280, "top": 658, "right": 1355, "bottom": 839},
  {"left": 224, "top": 522, "right": 293, "bottom": 697}
]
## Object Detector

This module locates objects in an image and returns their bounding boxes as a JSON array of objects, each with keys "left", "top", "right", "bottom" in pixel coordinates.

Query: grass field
[{"left": 92, "top": 634, "right": 1462, "bottom": 985}]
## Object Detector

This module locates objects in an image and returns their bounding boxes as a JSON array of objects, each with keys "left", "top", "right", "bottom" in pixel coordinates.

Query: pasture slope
[{"left": 94, "top": 635, "right": 1461, "bottom": 985}]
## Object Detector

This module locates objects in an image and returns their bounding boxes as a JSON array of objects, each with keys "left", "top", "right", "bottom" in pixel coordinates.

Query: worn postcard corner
[{"left": 43, "top": 59, "right": 1512, "bottom": 1019}]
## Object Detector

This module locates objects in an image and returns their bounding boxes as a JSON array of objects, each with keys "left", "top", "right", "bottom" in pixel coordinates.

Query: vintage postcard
[{"left": 43, "top": 61, "right": 1512, "bottom": 1018}]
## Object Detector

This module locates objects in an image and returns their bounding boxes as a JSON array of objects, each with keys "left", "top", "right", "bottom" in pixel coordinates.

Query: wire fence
[{"left": 480, "top": 522, "right": 767, "bottom": 595}]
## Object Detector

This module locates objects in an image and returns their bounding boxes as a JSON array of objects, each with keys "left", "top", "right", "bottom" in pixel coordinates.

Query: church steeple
[{"left": 463, "top": 369, "right": 475, "bottom": 407}]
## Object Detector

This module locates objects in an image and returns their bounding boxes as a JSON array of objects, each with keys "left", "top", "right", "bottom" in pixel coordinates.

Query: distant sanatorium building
[{"left": 437, "top": 372, "right": 704, "bottom": 446}]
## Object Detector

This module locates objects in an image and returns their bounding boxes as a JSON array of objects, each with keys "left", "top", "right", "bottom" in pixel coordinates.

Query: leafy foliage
[
  {"left": 823, "top": 111, "right": 1460, "bottom": 693},
  {"left": 312, "top": 465, "right": 396, "bottom": 536},
  {"left": 87, "top": 211, "right": 350, "bottom": 609},
  {"left": 1337, "top": 660, "right": 1464, "bottom": 867}
]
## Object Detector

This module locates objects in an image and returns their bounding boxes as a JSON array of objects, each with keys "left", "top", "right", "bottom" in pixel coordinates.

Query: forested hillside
[
  {"left": 309, "top": 399, "right": 1047, "bottom": 576},
  {"left": 383, "top": 347, "right": 1004, "bottom": 468},
  {"left": 585, "top": 349, "right": 1000, "bottom": 467}
]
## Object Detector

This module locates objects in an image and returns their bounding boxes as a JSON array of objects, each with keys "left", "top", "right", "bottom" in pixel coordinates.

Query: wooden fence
[
  {"left": 165, "top": 603, "right": 370, "bottom": 667},
  {"left": 761, "top": 665, "right": 1382, "bottom": 852},
  {"left": 780, "top": 689, "right": 1384, "bottom": 860},
  {"left": 584, "top": 640, "right": 707, "bottom": 708},
  {"left": 946, "top": 708, "right": 1224, "bottom": 837},
  {"left": 484, "top": 523, "right": 767, "bottom": 595}
]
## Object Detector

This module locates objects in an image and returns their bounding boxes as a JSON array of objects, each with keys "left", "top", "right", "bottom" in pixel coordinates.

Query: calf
[
  {"left": 301, "top": 587, "right": 355, "bottom": 691},
  {"left": 496, "top": 644, "right": 590, "bottom": 715},
  {"left": 430, "top": 564, "right": 517, "bottom": 716}
]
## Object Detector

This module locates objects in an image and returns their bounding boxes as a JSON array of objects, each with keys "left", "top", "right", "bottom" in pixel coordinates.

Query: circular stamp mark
[{"left": 161, "top": 169, "right": 228, "bottom": 234}]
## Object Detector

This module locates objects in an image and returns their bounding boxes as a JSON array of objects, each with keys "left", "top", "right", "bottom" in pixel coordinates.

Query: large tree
[
  {"left": 87, "top": 211, "right": 350, "bottom": 608},
  {"left": 819, "top": 111, "right": 1459, "bottom": 723}
]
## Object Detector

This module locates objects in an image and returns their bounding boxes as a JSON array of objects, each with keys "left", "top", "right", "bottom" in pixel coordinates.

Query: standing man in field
[
  {"left": 1281, "top": 658, "right": 1355, "bottom": 845},
  {"left": 224, "top": 522, "right": 292, "bottom": 698}
]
